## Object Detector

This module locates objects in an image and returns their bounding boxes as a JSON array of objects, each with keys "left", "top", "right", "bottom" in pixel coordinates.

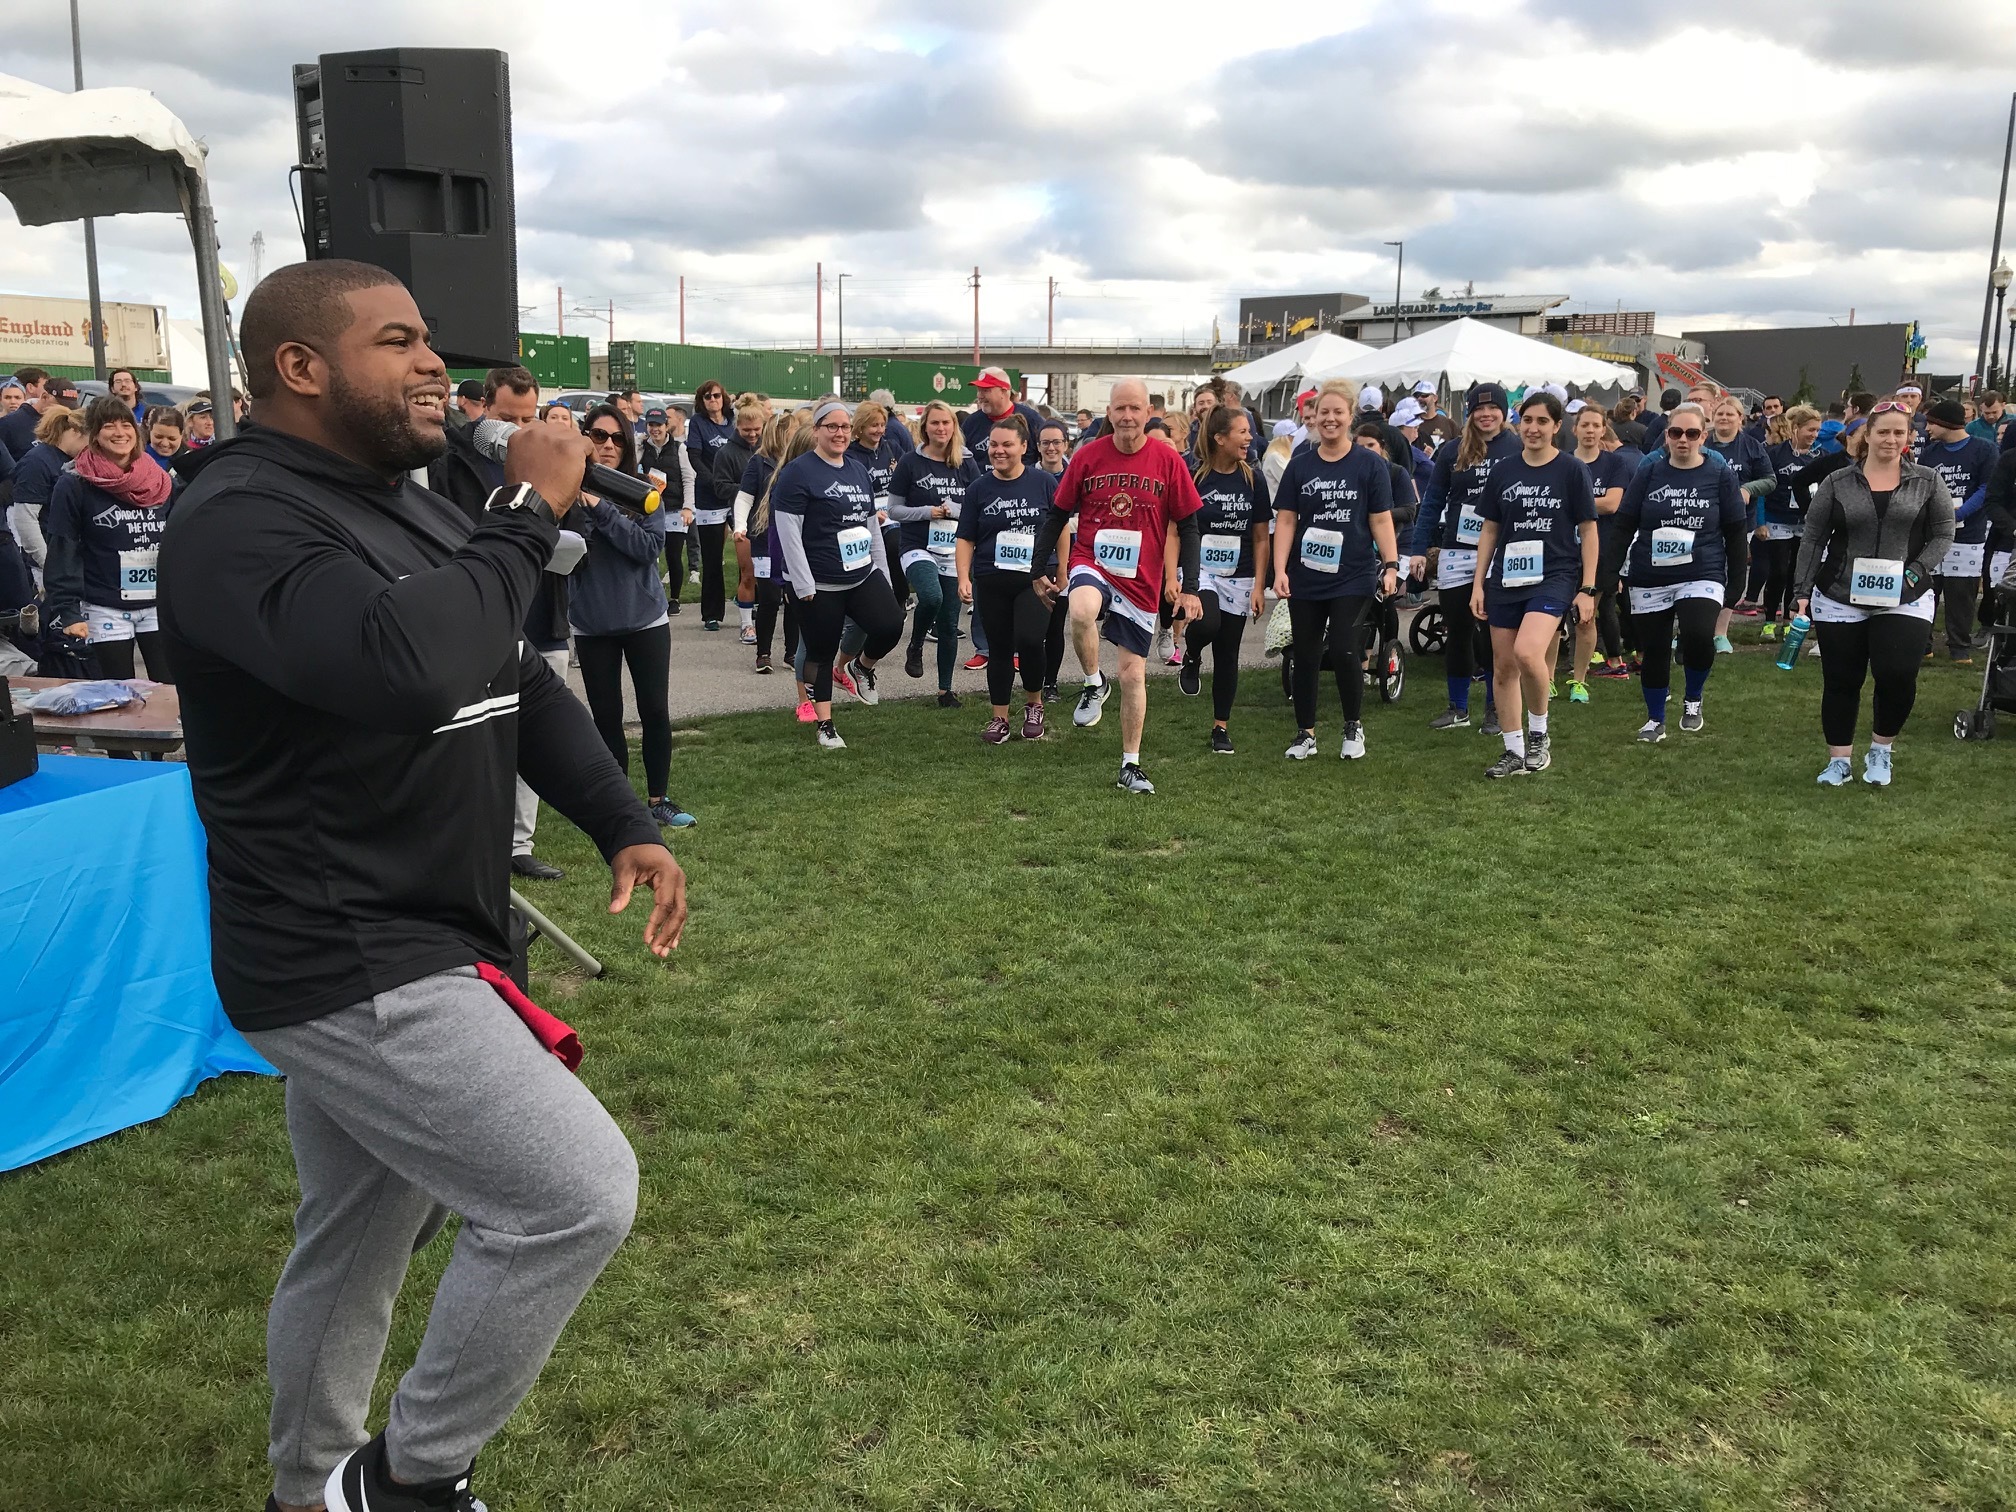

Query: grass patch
[{"left": 5, "top": 642, "right": 2016, "bottom": 1510}]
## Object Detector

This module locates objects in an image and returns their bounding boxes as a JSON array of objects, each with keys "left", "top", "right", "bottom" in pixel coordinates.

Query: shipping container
[
  {"left": 854, "top": 357, "right": 1024, "bottom": 405},
  {"left": 2, "top": 293, "right": 170, "bottom": 377}
]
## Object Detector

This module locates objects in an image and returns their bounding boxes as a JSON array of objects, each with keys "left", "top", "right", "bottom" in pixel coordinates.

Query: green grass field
[{"left": 5, "top": 639, "right": 2016, "bottom": 1511}]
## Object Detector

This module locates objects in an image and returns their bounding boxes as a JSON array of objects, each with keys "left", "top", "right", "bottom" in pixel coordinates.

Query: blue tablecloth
[{"left": 0, "top": 755, "right": 274, "bottom": 1170}]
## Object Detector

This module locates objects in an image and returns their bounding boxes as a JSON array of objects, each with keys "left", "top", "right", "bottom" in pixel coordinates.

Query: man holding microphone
[{"left": 159, "top": 260, "right": 687, "bottom": 1512}]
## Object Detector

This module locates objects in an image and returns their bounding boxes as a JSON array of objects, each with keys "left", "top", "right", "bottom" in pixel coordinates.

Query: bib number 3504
[{"left": 1093, "top": 528, "right": 1141, "bottom": 579}]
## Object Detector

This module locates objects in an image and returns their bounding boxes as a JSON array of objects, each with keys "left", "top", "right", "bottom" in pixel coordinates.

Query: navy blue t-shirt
[
  {"left": 1193, "top": 464, "right": 1269, "bottom": 581},
  {"left": 686, "top": 414, "right": 737, "bottom": 508},
  {"left": 44, "top": 472, "right": 175, "bottom": 616},
  {"left": 1763, "top": 442, "right": 1819, "bottom": 528},
  {"left": 1478, "top": 451, "right": 1596, "bottom": 605},
  {"left": 1415, "top": 429, "right": 1521, "bottom": 554},
  {"left": 956, "top": 466, "right": 1059, "bottom": 579},
  {"left": 738, "top": 454, "right": 777, "bottom": 557},
  {"left": 1704, "top": 427, "right": 1772, "bottom": 511},
  {"left": 1614, "top": 456, "right": 1748, "bottom": 588},
  {"left": 960, "top": 401, "right": 1047, "bottom": 465},
  {"left": 1274, "top": 444, "right": 1393, "bottom": 601},
  {"left": 1921, "top": 436, "right": 1999, "bottom": 544},
  {"left": 848, "top": 437, "right": 900, "bottom": 503},
  {"left": 771, "top": 450, "right": 881, "bottom": 588},
  {"left": 887, "top": 450, "right": 979, "bottom": 558},
  {"left": 1582, "top": 448, "right": 1636, "bottom": 550}
]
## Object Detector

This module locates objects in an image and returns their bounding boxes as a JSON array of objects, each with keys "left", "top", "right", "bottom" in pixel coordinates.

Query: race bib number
[
  {"left": 752, "top": 555, "right": 771, "bottom": 580},
  {"left": 1501, "top": 540, "right": 1544, "bottom": 588},
  {"left": 1201, "top": 533, "right": 1241, "bottom": 574},
  {"left": 1849, "top": 556, "right": 1903, "bottom": 608},
  {"left": 118, "top": 547, "right": 159, "bottom": 602},
  {"left": 837, "top": 525, "right": 874, "bottom": 573},
  {"left": 927, "top": 519, "right": 959, "bottom": 554},
  {"left": 1300, "top": 527, "right": 1344, "bottom": 574},
  {"left": 1093, "top": 528, "right": 1141, "bottom": 579},
  {"left": 1650, "top": 526, "right": 1694, "bottom": 566},
  {"left": 1455, "top": 504, "right": 1485, "bottom": 546},
  {"left": 994, "top": 529, "right": 1035, "bottom": 572}
]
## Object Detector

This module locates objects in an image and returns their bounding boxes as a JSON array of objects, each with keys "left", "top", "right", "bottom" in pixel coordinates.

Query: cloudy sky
[{"left": 5, "top": 1, "right": 2015, "bottom": 373}]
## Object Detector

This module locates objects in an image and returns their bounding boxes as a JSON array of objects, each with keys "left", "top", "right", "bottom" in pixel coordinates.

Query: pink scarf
[{"left": 73, "top": 444, "right": 173, "bottom": 507}]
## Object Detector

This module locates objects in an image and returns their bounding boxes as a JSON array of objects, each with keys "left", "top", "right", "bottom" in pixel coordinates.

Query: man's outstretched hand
[{"left": 609, "top": 844, "right": 688, "bottom": 957}]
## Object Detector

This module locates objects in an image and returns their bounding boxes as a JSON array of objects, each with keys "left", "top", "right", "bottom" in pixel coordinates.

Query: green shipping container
[
  {"left": 518, "top": 333, "right": 590, "bottom": 390},
  {"left": 858, "top": 358, "right": 1023, "bottom": 406}
]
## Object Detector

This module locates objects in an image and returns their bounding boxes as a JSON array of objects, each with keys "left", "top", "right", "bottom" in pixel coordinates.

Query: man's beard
[{"left": 327, "top": 365, "right": 447, "bottom": 475}]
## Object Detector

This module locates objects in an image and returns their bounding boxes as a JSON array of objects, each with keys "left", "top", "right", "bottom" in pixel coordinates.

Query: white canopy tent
[
  {"left": 0, "top": 72, "right": 236, "bottom": 437},
  {"left": 1218, "top": 332, "right": 1376, "bottom": 394},
  {"left": 1303, "top": 317, "right": 1632, "bottom": 393}
]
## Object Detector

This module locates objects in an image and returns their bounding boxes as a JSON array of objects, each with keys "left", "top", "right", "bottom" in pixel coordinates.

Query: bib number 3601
[
  {"left": 1500, "top": 541, "right": 1544, "bottom": 588},
  {"left": 1093, "top": 528, "right": 1141, "bottom": 579}
]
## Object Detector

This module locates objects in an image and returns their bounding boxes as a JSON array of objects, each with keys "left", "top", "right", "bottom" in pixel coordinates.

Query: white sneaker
[
  {"left": 817, "top": 721, "right": 846, "bottom": 750},
  {"left": 1073, "top": 679, "right": 1110, "bottom": 727},
  {"left": 1285, "top": 733, "right": 1318, "bottom": 760},
  {"left": 1338, "top": 721, "right": 1366, "bottom": 760}
]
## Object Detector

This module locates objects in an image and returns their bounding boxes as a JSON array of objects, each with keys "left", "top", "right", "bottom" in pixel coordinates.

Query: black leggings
[
  {"left": 1184, "top": 592, "right": 1250, "bottom": 721},
  {"left": 754, "top": 573, "right": 798, "bottom": 662},
  {"left": 798, "top": 574, "right": 904, "bottom": 703},
  {"left": 1289, "top": 594, "right": 1371, "bottom": 729},
  {"left": 1818, "top": 614, "right": 1930, "bottom": 746},
  {"left": 1594, "top": 587, "right": 1624, "bottom": 660},
  {"left": 663, "top": 531, "right": 687, "bottom": 606},
  {"left": 696, "top": 522, "right": 728, "bottom": 622},
  {"left": 575, "top": 623, "right": 671, "bottom": 798},
  {"left": 91, "top": 632, "right": 170, "bottom": 683},
  {"left": 974, "top": 574, "right": 1049, "bottom": 704},
  {"left": 1631, "top": 596, "right": 1719, "bottom": 692},
  {"left": 1438, "top": 583, "right": 1494, "bottom": 687},
  {"left": 1757, "top": 537, "right": 1799, "bottom": 621}
]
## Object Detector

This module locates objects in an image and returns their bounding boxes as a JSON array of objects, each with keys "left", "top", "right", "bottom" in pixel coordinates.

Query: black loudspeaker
[{"left": 292, "top": 49, "right": 518, "bottom": 367}]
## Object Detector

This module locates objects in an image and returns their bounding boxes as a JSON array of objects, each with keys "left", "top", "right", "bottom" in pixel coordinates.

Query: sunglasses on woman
[
  {"left": 587, "top": 427, "right": 625, "bottom": 444},
  {"left": 1666, "top": 426, "right": 1705, "bottom": 440}
]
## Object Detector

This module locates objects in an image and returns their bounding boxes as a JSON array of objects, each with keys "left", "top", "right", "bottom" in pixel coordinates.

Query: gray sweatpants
[{"left": 247, "top": 966, "right": 637, "bottom": 1504}]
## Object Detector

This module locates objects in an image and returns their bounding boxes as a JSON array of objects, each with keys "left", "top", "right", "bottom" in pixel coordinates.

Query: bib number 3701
[{"left": 1093, "top": 528, "right": 1141, "bottom": 579}]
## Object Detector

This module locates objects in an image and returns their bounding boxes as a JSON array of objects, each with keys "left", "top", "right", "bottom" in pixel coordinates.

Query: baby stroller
[
  {"left": 1278, "top": 588, "right": 1406, "bottom": 705},
  {"left": 1954, "top": 580, "right": 2016, "bottom": 740}
]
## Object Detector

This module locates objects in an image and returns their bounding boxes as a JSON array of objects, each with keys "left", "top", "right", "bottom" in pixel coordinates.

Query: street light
[
  {"left": 1991, "top": 256, "right": 2014, "bottom": 390},
  {"left": 1384, "top": 241, "right": 1404, "bottom": 345}
]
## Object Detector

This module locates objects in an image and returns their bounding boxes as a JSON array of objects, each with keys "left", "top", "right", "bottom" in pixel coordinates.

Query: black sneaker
[
  {"left": 1042, "top": 682, "right": 1060, "bottom": 703},
  {"left": 1636, "top": 719, "right": 1667, "bottom": 743},
  {"left": 904, "top": 642, "right": 924, "bottom": 679},
  {"left": 1679, "top": 700, "right": 1704, "bottom": 733},
  {"left": 1481, "top": 705, "right": 1502, "bottom": 737},
  {"left": 1115, "top": 761, "right": 1156, "bottom": 794},
  {"left": 325, "top": 1433, "right": 487, "bottom": 1512},
  {"left": 1428, "top": 706, "right": 1470, "bottom": 731},
  {"left": 1177, "top": 655, "right": 1202, "bottom": 697},
  {"left": 1524, "top": 733, "right": 1551, "bottom": 772},
  {"left": 937, "top": 690, "right": 962, "bottom": 709},
  {"left": 1210, "top": 726, "right": 1235, "bottom": 755},
  {"left": 1484, "top": 750, "right": 1528, "bottom": 779}
]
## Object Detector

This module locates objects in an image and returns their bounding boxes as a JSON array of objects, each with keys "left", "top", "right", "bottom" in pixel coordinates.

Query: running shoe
[
  {"left": 1042, "top": 683, "right": 1060, "bottom": 703},
  {"left": 1759, "top": 622, "right": 1780, "bottom": 642},
  {"left": 1816, "top": 756, "right": 1851, "bottom": 786},
  {"left": 1484, "top": 750, "right": 1529, "bottom": 779},
  {"left": 1596, "top": 659, "right": 1631, "bottom": 679},
  {"left": 1568, "top": 680, "right": 1590, "bottom": 704},
  {"left": 847, "top": 657, "right": 880, "bottom": 704},
  {"left": 1732, "top": 601, "right": 1761, "bottom": 617},
  {"left": 1862, "top": 744, "right": 1892, "bottom": 786},
  {"left": 1808, "top": 642, "right": 1821, "bottom": 657},
  {"left": 1021, "top": 702, "right": 1046, "bottom": 740},
  {"left": 795, "top": 699, "right": 817, "bottom": 723},
  {"left": 817, "top": 720, "right": 846, "bottom": 750},
  {"left": 1073, "top": 679, "right": 1110, "bottom": 727},
  {"left": 1481, "top": 706, "right": 1502, "bottom": 737},
  {"left": 832, "top": 665, "right": 859, "bottom": 700},
  {"left": 1153, "top": 628, "right": 1172, "bottom": 663},
  {"left": 1428, "top": 706, "right": 1471, "bottom": 731},
  {"left": 1210, "top": 726, "right": 1234, "bottom": 755},
  {"left": 1339, "top": 720, "right": 1366, "bottom": 760},
  {"left": 739, "top": 625, "right": 757, "bottom": 645},
  {"left": 904, "top": 642, "right": 924, "bottom": 679},
  {"left": 324, "top": 1433, "right": 485, "bottom": 1512},
  {"left": 937, "top": 690, "right": 963, "bottom": 709},
  {"left": 755, "top": 653, "right": 773, "bottom": 675},
  {"left": 703, "top": 620, "right": 721, "bottom": 633},
  {"left": 1589, "top": 649, "right": 1607, "bottom": 669},
  {"left": 981, "top": 716, "right": 1012, "bottom": 745},
  {"left": 1635, "top": 720, "right": 1667, "bottom": 743},
  {"left": 1165, "top": 649, "right": 1184, "bottom": 668},
  {"left": 1713, "top": 635, "right": 1734, "bottom": 654},
  {"left": 690, "top": 570, "right": 701, "bottom": 584},
  {"left": 1952, "top": 654, "right": 1975, "bottom": 666},
  {"left": 1115, "top": 762, "right": 1156, "bottom": 795},
  {"left": 649, "top": 799, "right": 698, "bottom": 829},
  {"left": 1524, "top": 733, "right": 1551, "bottom": 772},
  {"left": 963, "top": 652, "right": 989, "bottom": 671},
  {"left": 1178, "top": 655, "right": 1202, "bottom": 697},
  {"left": 1285, "top": 733, "right": 1318, "bottom": 761},
  {"left": 1680, "top": 700, "right": 1704, "bottom": 733},
  {"left": 667, "top": 600, "right": 681, "bottom": 615}
]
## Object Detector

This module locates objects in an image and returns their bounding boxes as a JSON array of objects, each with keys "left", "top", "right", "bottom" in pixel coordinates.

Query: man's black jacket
[
  {"left": 429, "top": 423, "right": 572, "bottom": 651},
  {"left": 159, "top": 425, "right": 659, "bottom": 1031}
]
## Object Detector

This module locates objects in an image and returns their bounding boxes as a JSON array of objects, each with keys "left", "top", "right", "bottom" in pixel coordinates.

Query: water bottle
[{"left": 1776, "top": 613, "right": 1811, "bottom": 670}]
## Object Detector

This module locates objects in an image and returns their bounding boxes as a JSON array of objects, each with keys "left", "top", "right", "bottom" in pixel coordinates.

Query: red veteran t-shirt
[{"left": 1054, "top": 435, "right": 1204, "bottom": 615}]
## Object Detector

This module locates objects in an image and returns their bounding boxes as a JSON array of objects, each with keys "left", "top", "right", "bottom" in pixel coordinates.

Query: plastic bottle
[{"left": 1776, "top": 612, "right": 1811, "bottom": 670}]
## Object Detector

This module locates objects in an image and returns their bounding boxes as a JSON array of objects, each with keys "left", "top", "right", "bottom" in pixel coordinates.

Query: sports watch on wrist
[
  {"left": 1578, "top": 584, "right": 1598, "bottom": 596},
  {"left": 487, "top": 482, "right": 545, "bottom": 515}
]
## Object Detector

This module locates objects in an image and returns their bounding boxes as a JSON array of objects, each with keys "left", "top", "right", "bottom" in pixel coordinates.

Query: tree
[
  {"left": 1845, "top": 362, "right": 1866, "bottom": 396},
  {"left": 1790, "top": 365, "right": 1817, "bottom": 407}
]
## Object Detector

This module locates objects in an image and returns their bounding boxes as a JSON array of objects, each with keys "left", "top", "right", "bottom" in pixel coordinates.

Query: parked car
[{"left": 68, "top": 379, "right": 203, "bottom": 413}]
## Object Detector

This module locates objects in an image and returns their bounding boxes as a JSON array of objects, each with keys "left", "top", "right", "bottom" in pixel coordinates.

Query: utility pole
[
  {"left": 69, "top": 0, "right": 107, "bottom": 380},
  {"left": 678, "top": 276, "right": 685, "bottom": 344},
  {"left": 815, "top": 262, "right": 823, "bottom": 352},
  {"left": 1974, "top": 92, "right": 2016, "bottom": 392},
  {"left": 250, "top": 230, "right": 265, "bottom": 290},
  {"left": 837, "top": 272, "right": 849, "bottom": 381},
  {"left": 971, "top": 266, "right": 981, "bottom": 365},
  {"left": 607, "top": 298, "right": 613, "bottom": 346},
  {"left": 1047, "top": 276, "right": 1056, "bottom": 346},
  {"left": 1384, "top": 240, "right": 1404, "bottom": 345},
  {"left": 557, "top": 285, "right": 563, "bottom": 338}
]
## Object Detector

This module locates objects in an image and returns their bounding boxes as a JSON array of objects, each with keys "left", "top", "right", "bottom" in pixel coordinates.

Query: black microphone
[{"left": 471, "top": 419, "right": 663, "bottom": 516}]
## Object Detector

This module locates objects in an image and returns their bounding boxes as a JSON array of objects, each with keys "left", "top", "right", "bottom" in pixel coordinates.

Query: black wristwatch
[
  {"left": 1578, "top": 584, "right": 1598, "bottom": 597},
  {"left": 487, "top": 483, "right": 546, "bottom": 515}
]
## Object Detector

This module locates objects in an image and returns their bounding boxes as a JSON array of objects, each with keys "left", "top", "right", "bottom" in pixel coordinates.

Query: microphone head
[{"left": 471, "top": 417, "right": 519, "bottom": 463}]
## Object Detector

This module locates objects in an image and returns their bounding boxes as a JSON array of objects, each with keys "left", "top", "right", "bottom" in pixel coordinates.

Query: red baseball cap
[{"left": 972, "top": 370, "right": 1012, "bottom": 391}]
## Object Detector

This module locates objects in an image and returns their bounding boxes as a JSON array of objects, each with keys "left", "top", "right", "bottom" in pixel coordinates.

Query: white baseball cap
[
  {"left": 1390, "top": 400, "right": 1423, "bottom": 426},
  {"left": 1358, "top": 383, "right": 1384, "bottom": 410},
  {"left": 1411, "top": 379, "right": 1436, "bottom": 396}
]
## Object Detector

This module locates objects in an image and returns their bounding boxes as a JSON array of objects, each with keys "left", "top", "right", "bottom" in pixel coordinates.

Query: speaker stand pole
[{"left": 181, "top": 167, "right": 238, "bottom": 442}]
